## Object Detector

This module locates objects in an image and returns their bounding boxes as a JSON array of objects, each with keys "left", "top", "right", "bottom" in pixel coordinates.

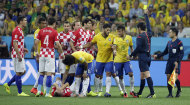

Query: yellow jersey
[
  {"left": 91, "top": 33, "right": 115, "bottom": 63},
  {"left": 66, "top": 51, "right": 94, "bottom": 70},
  {"left": 34, "top": 28, "right": 41, "bottom": 56},
  {"left": 113, "top": 35, "right": 133, "bottom": 63}
]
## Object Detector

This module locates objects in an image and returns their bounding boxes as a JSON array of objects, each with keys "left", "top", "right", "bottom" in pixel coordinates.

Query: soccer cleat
[
  {"left": 40, "top": 91, "right": 44, "bottom": 96},
  {"left": 45, "top": 94, "right": 53, "bottom": 98},
  {"left": 146, "top": 94, "right": 156, "bottom": 98},
  {"left": 176, "top": 90, "right": 181, "bottom": 98},
  {"left": 166, "top": 94, "right": 173, "bottom": 98},
  {"left": 130, "top": 91, "right": 138, "bottom": 98},
  {"left": 30, "top": 88, "right": 37, "bottom": 94},
  {"left": 35, "top": 92, "right": 42, "bottom": 97},
  {"left": 120, "top": 91, "right": 124, "bottom": 96},
  {"left": 124, "top": 93, "right": 128, "bottom": 98},
  {"left": 3, "top": 83, "right": 11, "bottom": 94},
  {"left": 18, "top": 92, "right": 30, "bottom": 96},
  {"left": 87, "top": 91, "right": 98, "bottom": 97},
  {"left": 98, "top": 92, "right": 104, "bottom": 97},
  {"left": 104, "top": 92, "right": 111, "bottom": 97}
]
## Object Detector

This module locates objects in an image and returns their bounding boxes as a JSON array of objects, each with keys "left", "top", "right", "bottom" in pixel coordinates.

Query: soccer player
[
  {"left": 51, "top": 77, "right": 72, "bottom": 97},
  {"left": 130, "top": 9, "right": 156, "bottom": 98},
  {"left": 62, "top": 51, "right": 94, "bottom": 97},
  {"left": 83, "top": 24, "right": 121, "bottom": 97},
  {"left": 152, "top": 27, "right": 184, "bottom": 98},
  {"left": 34, "top": 18, "right": 64, "bottom": 97},
  {"left": 58, "top": 21, "right": 76, "bottom": 85},
  {"left": 31, "top": 17, "right": 47, "bottom": 95},
  {"left": 3, "top": 16, "right": 30, "bottom": 96},
  {"left": 112, "top": 25, "right": 137, "bottom": 98}
]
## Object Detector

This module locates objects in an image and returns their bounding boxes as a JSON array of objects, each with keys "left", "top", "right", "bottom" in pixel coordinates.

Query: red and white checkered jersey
[
  {"left": 86, "top": 30, "right": 94, "bottom": 56},
  {"left": 37, "top": 27, "right": 59, "bottom": 58},
  {"left": 71, "top": 28, "right": 90, "bottom": 51},
  {"left": 11, "top": 26, "right": 25, "bottom": 58},
  {"left": 58, "top": 31, "right": 73, "bottom": 57}
]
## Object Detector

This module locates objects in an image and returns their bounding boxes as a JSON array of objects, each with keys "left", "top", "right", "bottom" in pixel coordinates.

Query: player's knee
[
  {"left": 128, "top": 72, "right": 133, "bottom": 77},
  {"left": 112, "top": 73, "right": 116, "bottom": 78},
  {"left": 119, "top": 76, "right": 123, "bottom": 79},
  {"left": 106, "top": 72, "right": 111, "bottom": 77}
]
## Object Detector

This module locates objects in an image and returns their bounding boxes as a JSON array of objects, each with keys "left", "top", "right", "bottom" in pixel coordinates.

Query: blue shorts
[
  {"left": 75, "top": 62, "right": 92, "bottom": 76},
  {"left": 115, "top": 61, "right": 133, "bottom": 76},
  {"left": 90, "top": 60, "right": 96, "bottom": 74},
  {"left": 95, "top": 62, "right": 114, "bottom": 76},
  {"left": 166, "top": 60, "right": 181, "bottom": 74}
]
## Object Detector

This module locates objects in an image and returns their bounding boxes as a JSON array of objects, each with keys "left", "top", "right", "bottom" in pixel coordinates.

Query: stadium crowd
[{"left": 0, "top": 0, "right": 190, "bottom": 37}]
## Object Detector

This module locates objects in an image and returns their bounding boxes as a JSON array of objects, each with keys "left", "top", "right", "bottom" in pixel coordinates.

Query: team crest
[{"left": 108, "top": 38, "right": 111, "bottom": 41}]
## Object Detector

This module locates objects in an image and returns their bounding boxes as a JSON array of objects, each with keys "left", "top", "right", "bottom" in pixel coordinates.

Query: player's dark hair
[
  {"left": 170, "top": 27, "right": 178, "bottom": 36},
  {"left": 17, "top": 16, "right": 25, "bottom": 24},
  {"left": 63, "top": 21, "right": 70, "bottom": 25},
  {"left": 48, "top": 17, "right": 56, "bottom": 25},
  {"left": 62, "top": 55, "right": 75, "bottom": 66},
  {"left": 117, "top": 25, "right": 125, "bottom": 31},
  {"left": 103, "top": 23, "right": 111, "bottom": 29},
  {"left": 137, "top": 22, "right": 146, "bottom": 31},
  {"left": 38, "top": 17, "right": 46, "bottom": 24},
  {"left": 82, "top": 18, "right": 92, "bottom": 26}
]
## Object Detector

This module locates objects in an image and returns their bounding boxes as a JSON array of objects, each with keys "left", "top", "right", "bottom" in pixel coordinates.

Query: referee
[
  {"left": 130, "top": 9, "right": 156, "bottom": 98},
  {"left": 153, "top": 27, "right": 184, "bottom": 98}
]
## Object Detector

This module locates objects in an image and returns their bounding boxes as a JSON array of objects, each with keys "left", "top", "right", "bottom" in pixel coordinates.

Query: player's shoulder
[
  {"left": 176, "top": 39, "right": 183, "bottom": 45},
  {"left": 125, "top": 35, "right": 132, "bottom": 39},
  {"left": 34, "top": 28, "right": 40, "bottom": 33}
]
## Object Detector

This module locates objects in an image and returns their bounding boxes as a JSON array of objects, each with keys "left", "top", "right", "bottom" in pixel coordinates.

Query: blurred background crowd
[{"left": 0, "top": 0, "right": 190, "bottom": 37}]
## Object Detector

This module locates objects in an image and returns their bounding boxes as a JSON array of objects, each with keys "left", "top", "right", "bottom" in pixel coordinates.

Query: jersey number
[{"left": 44, "top": 35, "right": 49, "bottom": 46}]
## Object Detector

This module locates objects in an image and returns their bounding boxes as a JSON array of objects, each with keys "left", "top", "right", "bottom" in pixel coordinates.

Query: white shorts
[
  {"left": 39, "top": 57, "right": 55, "bottom": 73},
  {"left": 58, "top": 59, "right": 76, "bottom": 74},
  {"left": 12, "top": 58, "right": 26, "bottom": 72}
]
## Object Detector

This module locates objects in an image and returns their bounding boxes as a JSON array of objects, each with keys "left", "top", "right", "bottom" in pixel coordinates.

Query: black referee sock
[
  {"left": 146, "top": 77, "right": 155, "bottom": 95},
  {"left": 167, "top": 83, "right": 173, "bottom": 95},
  {"left": 175, "top": 79, "right": 181, "bottom": 91},
  {"left": 138, "top": 79, "right": 145, "bottom": 95}
]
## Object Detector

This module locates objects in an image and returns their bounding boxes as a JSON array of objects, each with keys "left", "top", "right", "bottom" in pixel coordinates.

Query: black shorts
[
  {"left": 165, "top": 60, "right": 181, "bottom": 74},
  {"left": 138, "top": 54, "right": 151, "bottom": 72}
]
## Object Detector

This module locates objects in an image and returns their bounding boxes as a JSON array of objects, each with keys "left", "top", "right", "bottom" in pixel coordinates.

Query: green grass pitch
[{"left": 0, "top": 86, "right": 190, "bottom": 105}]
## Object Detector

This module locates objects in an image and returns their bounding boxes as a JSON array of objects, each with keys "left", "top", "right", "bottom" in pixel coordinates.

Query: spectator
[
  {"left": 0, "top": 36, "right": 9, "bottom": 58},
  {"left": 165, "top": 9, "right": 180, "bottom": 25},
  {"left": 163, "top": 25, "right": 170, "bottom": 37},
  {"left": 109, "top": 0, "right": 119, "bottom": 10},
  {"left": 4, "top": 14, "right": 15, "bottom": 36},
  {"left": 89, "top": 8, "right": 100, "bottom": 21},
  {"left": 119, "top": 2, "right": 129, "bottom": 18},
  {"left": 182, "top": 11, "right": 190, "bottom": 27},
  {"left": 78, "top": 4, "right": 88, "bottom": 17},
  {"left": 110, "top": 23, "right": 117, "bottom": 35},
  {"left": 178, "top": 22, "right": 186, "bottom": 38},
  {"left": 154, "top": 18, "right": 164, "bottom": 37},
  {"left": 0, "top": 8, "right": 5, "bottom": 35},
  {"left": 148, "top": 4, "right": 156, "bottom": 19},
  {"left": 103, "top": 8, "right": 115, "bottom": 23},
  {"left": 173, "top": 2, "right": 184, "bottom": 18},
  {"left": 129, "top": 1, "right": 143, "bottom": 19},
  {"left": 65, "top": 3, "right": 75, "bottom": 17},
  {"left": 158, "top": 2, "right": 169, "bottom": 18},
  {"left": 114, "top": 11, "right": 126, "bottom": 25},
  {"left": 168, "top": 16, "right": 178, "bottom": 27},
  {"left": 91, "top": 0, "right": 104, "bottom": 10},
  {"left": 129, "top": 16, "right": 137, "bottom": 36}
]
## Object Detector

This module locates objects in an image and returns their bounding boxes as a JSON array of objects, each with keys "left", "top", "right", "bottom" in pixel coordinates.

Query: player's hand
[
  {"left": 18, "top": 55, "right": 22, "bottom": 62},
  {"left": 126, "top": 55, "right": 130, "bottom": 60},
  {"left": 24, "top": 48, "right": 29, "bottom": 53},
  {"left": 152, "top": 55, "right": 157, "bottom": 59},
  {"left": 129, "top": 56, "right": 133, "bottom": 60}
]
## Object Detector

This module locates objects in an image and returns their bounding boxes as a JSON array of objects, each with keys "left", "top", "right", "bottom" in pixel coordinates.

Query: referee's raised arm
[{"left": 144, "top": 9, "right": 152, "bottom": 37}]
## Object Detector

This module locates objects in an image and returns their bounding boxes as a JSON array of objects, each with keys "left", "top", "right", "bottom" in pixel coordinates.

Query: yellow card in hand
[{"left": 144, "top": 5, "right": 148, "bottom": 10}]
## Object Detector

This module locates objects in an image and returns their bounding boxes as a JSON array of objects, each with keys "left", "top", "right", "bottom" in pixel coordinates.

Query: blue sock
[
  {"left": 15, "top": 75, "right": 22, "bottom": 94},
  {"left": 138, "top": 79, "right": 145, "bottom": 95},
  {"left": 146, "top": 77, "right": 155, "bottom": 95},
  {"left": 46, "top": 76, "right": 52, "bottom": 94},
  {"left": 37, "top": 75, "right": 44, "bottom": 92},
  {"left": 8, "top": 75, "right": 16, "bottom": 86},
  {"left": 87, "top": 75, "right": 91, "bottom": 93}
]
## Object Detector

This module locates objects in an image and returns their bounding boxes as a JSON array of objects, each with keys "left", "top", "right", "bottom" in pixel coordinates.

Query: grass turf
[{"left": 0, "top": 86, "right": 189, "bottom": 105}]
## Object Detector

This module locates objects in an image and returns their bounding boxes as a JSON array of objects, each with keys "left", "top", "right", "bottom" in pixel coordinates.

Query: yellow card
[{"left": 143, "top": 5, "right": 148, "bottom": 10}]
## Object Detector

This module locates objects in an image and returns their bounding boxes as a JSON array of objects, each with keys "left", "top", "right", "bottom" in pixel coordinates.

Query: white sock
[
  {"left": 43, "top": 75, "right": 47, "bottom": 92},
  {"left": 119, "top": 79, "right": 126, "bottom": 93},
  {"left": 114, "top": 76, "right": 122, "bottom": 91},
  {"left": 99, "top": 78, "right": 103, "bottom": 92},
  {"left": 82, "top": 78, "right": 90, "bottom": 96},
  {"left": 70, "top": 81, "right": 75, "bottom": 92},
  {"left": 94, "top": 77, "right": 99, "bottom": 93},
  {"left": 106, "top": 77, "right": 111, "bottom": 93},
  {"left": 34, "top": 72, "right": 40, "bottom": 88},
  {"left": 130, "top": 76, "right": 134, "bottom": 92},
  {"left": 75, "top": 77, "right": 81, "bottom": 95}
]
